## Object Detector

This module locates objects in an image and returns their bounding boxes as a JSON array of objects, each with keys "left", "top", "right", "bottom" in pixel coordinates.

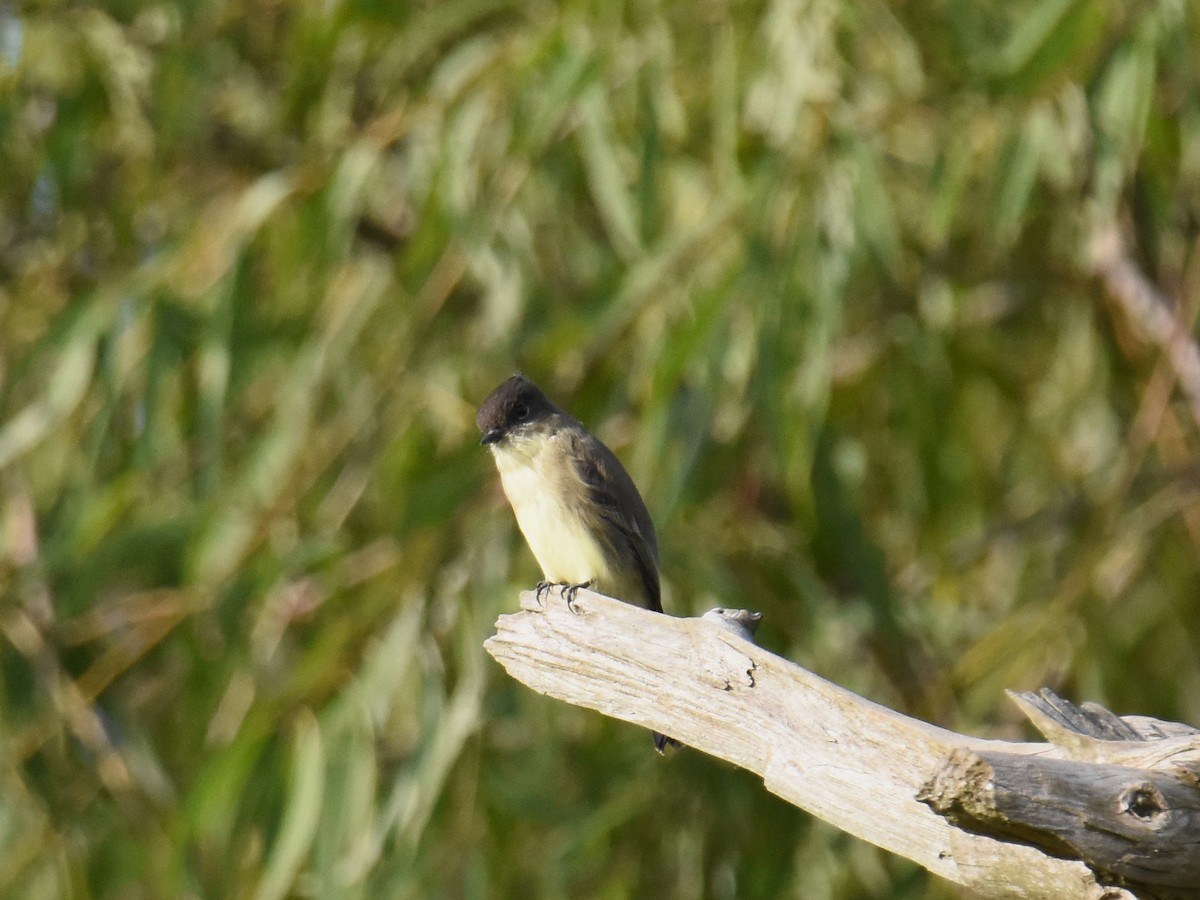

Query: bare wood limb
[
  {"left": 1089, "top": 226, "right": 1200, "bottom": 428},
  {"left": 481, "top": 587, "right": 1200, "bottom": 898}
]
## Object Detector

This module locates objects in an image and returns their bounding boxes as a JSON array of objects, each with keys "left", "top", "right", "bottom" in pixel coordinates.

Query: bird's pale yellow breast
[{"left": 490, "top": 433, "right": 612, "bottom": 587}]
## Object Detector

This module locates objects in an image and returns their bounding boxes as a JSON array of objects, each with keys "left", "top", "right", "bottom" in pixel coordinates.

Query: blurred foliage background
[{"left": 1, "top": 0, "right": 1199, "bottom": 896}]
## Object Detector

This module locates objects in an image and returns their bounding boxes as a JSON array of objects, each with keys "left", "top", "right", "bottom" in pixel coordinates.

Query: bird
[{"left": 477, "top": 374, "right": 677, "bottom": 751}]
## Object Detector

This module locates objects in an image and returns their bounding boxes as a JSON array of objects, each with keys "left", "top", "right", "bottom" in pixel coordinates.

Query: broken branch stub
[{"left": 920, "top": 690, "right": 1200, "bottom": 898}]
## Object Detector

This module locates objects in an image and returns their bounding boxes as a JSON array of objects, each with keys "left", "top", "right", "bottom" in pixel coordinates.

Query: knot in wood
[{"left": 1119, "top": 783, "right": 1165, "bottom": 822}]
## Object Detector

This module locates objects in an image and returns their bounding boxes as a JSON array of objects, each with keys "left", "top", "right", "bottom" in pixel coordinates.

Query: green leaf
[{"left": 254, "top": 709, "right": 325, "bottom": 900}]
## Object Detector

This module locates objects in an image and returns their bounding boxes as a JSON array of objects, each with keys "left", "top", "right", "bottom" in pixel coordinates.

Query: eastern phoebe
[{"left": 478, "top": 374, "right": 676, "bottom": 751}]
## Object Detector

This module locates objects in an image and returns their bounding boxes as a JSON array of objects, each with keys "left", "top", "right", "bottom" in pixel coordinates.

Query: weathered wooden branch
[
  {"left": 1089, "top": 225, "right": 1200, "bottom": 428},
  {"left": 484, "top": 587, "right": 1200, "bottom": 899}
]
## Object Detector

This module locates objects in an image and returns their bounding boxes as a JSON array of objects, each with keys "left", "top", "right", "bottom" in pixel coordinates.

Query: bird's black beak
[{"left": 480, "top": 429, "right": 503, "bottom": 446}]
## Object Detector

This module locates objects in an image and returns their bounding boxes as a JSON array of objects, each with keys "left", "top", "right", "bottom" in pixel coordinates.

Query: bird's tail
[{"left": 653, "top": 731, "right": 682, "bottom": 754}]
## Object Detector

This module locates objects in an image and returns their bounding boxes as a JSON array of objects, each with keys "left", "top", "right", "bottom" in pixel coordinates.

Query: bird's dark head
[{"left": 476, "top": 375, "right": 558, "bottom": 446}]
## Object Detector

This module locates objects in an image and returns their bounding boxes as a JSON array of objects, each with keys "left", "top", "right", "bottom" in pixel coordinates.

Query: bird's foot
[
  {"left": 562, "top": 581, "right": 591, "bottom": 614},
  {"left": 533, "top": 581, "right": 588, "bottom": 612}
]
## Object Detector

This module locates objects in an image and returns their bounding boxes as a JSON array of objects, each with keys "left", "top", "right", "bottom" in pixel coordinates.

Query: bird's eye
[{"left": 513, "top": 403, "right": 530, "bottom": 420}]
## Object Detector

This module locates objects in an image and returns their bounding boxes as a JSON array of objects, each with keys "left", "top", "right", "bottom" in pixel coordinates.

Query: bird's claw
[
  {"left": 533, "top": 580, "right": 587, "bottom": 613},
  {"left": 562, "top": 581, "right": 590, "bottom": 614}
]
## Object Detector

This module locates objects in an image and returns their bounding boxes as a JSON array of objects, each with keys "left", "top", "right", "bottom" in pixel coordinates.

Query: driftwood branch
[{"left": 484, "top": 587, "right": 1200, "bottom": 899}]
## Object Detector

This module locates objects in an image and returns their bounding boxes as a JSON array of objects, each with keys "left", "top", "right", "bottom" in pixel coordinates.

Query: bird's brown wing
[{"left": 568, "top": 429, "right": 662, "bottom": 613}]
